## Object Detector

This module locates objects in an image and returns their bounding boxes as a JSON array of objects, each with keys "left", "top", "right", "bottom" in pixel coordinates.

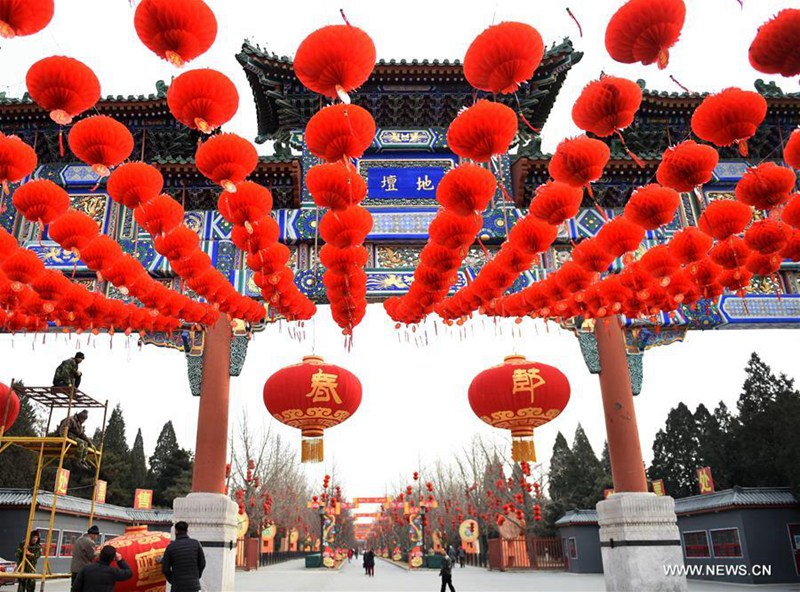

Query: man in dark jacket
[
  {"left": 439, "top": 549, "right": 456, "bottom": 592},
  {"left": 53, "top": 352, "right": 84, "bottom": 389},
  {"left": 70, "top": 525, "right": 99, "bottom": 585},
  {"left": 162, "top": 521, "right": 206, "bottom": 592},
  {"left": 71, "top": 545, "right": 131, "bottom": 592}
]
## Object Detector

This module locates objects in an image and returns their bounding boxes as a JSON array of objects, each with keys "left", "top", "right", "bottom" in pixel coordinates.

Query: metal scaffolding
[{"left": 0, "top": 382, "right": 108, "bottom": 590}]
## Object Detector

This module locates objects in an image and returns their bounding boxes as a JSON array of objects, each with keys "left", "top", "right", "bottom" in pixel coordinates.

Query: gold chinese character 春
[
  {"left": 381, "top": 175, "right": 398, "bottom": 192},
  {"left": 698, "top": 470, "right": 711, "bottom": 492},
  {"left": 511, "top": 368, "right": 546, "bottom": 403},
  {"left": 306, "top": 369, "right": 342, "bottom": 405},
  {"left": 416, "top": 174, "right": 434, "bottom": 191},
  {"left": 137, "top": 490, "right": 152, "bottom": 508}
]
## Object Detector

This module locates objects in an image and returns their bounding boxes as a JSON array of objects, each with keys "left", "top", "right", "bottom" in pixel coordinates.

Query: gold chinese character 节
[
  {"left": 306, "top": 369, "right": 342, "bottom": 404},
  {"left": 416, "top": 174, "right": 434, "bottom": 191},
  {"left": 381, "top": 175, "right": 398, "bottom": 192},
  {"left": 136, "top": 490, "right": 152, "bottom": 509},
  {"left": 511, "top": 368, "right": 546, "bottom": 403}
]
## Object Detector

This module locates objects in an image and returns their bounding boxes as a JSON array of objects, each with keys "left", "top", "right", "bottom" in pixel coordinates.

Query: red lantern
[
  {"left": 468, "top": 355, "right": 570, "bottom": 461},
  {"left": 781, "top": 230, "right": 800, "bottom": 262},
  {"left": 596, "top": 216, "right": 646, "bottom": 258},
  {"left": 79, "top": 236, "right": 123, "bottom": 272},
  {"left": 718, "top": 268, "right": 753, "bottom": 293},
  {"left": 744, "top": 219, "right": 791, "bottom": 255},
  {"left": 548, "top": 135, "right": 610, "bottom": 191},
  {"left": 263, "top": 355, "right": 362, "bottom": 462},
  {"left": 571, "top": 239, "right": 616, "bottom": 273},
  {"left": 26, "top": 56, "right": 100, "bottom": 125},
  {"left": 218, "top": 181, "right": 273, "bottom": 230},
  {"left": 428, "top": 211, "right": 482, "bottom": 250},
  {"left": 709, "top": 237, "right": 751, "bottom": 269},
  {"left": 691, "top": 88, "right": 767, "bottom": 157},
  {"left": 31, "top": 270, "right": 71, "bottom": 302},
  {"left": 11, "top": 179, "right": 70, "bottom": 227},
  {"left": 529, "top": 181, "right": 584, "bottom": 225},
  {"left": 195, "top": 133, "right": 258, "bottom": 192},
  {"left": 294, "top": 25, "right": 376, "bottom": 101},
  {"left": 154, "top": 226, "right": 200, "bottom": 262},
  {"left": 135, "top": 194, "right": 185, "bottom": 236},
  {"left": 745, "top": 252, "right": 782, "bottom": 277},
  {"left": 463, "top": 22, "right": 544, "bottom": 94},
  {"left": 735, "top": 163, "right": 796, "bottom": 211},
  {"left": 167, "top": 69, "right": 238, "bottom": 133},
  {"left": 446, "top": 100, "right": 517, "bottom": 162},
  {"left": 572, "top": 76, "right": 642, "bottom": 137},
  {"left": 435, "top": 165, "right": 497, "bottom": 216},
  {"left": 0, "top": 0, "right": 53, "bottom": 38},
  {"left": 749, "top": 9, "right": 800, "bottom": 78},
  {"left": 231, "top": 217, "right": 281, "bottom": 253},
  {"left": 0, "top": 134, "right": 37, "bottom": 193},
  {"left": 305, "top": 104, "right": 376, "bottom": 162},
  {"left": 605, "top": 0, "right": 686, "bottom": 69},
  {"left": 698, "top": 199, "right": 752, "bottom": 240},
  {"left": 656, "top": 140, "right": 719, "bottom": 192},
  {"left": 318, "top": 205, "right": 373, "bottom": 248},
  {"left": 306, "top": 163, "right": 367, "bottom": 210},
  {"left": 105, "top": 525, "right": 171, "bottom": 592},
  {"left": 669, "top": 227, "right": 713, "bottom": 264},
  {"left": 47, "top": 210, "right": 99, "bottom": 254},
  {"left": 106, "top": 162, "right": 164, "bottom": 210},
  {"left": 623, "top": 184, "right": 681, "bottom": 230},
  {"left": 67, "top": 116, "right": 134, "bottom": 177},
  {"left": 0, "top": 382, "right": 20, "bottom": 432},
  {"left": 782, "top": 194, "right": 800, "bottom": 229},
  {"left": 785, "top": 130, "right": 800, "bottom": 170},
  {"left": 507, "top": 215, "right": 558, "bottom": 255},
  {"left": 2, "top": 249, "right": 44, "bottom": 291},
  {"left": 134, "top": 0, "right": 217, "bottom": 67}
]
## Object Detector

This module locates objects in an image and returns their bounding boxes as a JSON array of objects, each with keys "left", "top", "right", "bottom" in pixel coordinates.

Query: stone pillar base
[
  {"left": 173, "top": 492, "right": 239, "bottom": 592},
  {"left": 597, "top": 492, "right": 687, "bottom": 592}
]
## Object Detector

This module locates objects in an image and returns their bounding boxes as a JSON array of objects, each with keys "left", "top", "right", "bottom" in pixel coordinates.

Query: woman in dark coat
[{"left": 363, "top": 548, "right": 375, "bottom": 576}]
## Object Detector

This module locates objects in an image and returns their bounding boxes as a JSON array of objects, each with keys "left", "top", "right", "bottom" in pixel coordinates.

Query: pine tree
[
  {"left": 149, "top": 421, "right": 193, "bottom": 507},
  {"left": 543, "top": 431, "right": 573, "bottom": 530},
  {"left": 569, "top": 425, "right": 606, "bottom": 508},
  {"left": 99, "top": 405, "right": 133, "bottom": 506},
  {"left": 129, "top": 429, "right": 148, "bottom": 491},
  {"left": 600, "top": 441, "right": 611, "bottom": 476},
  {"left": 0, "top": 394, "right": 38, "bottom": 488},
  {"left": 648, "top": 403, "right": 699, "bottom": 497}
]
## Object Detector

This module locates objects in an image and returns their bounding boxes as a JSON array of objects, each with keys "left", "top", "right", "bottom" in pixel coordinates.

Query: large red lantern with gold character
[
  {"left": 468, "top": 355, "right": 570, "bottom": 462},
  {"left": 263, "top": 355, "right": 361, "bottom": 463},
  {"left": 104, "top": 525, "right": 171, "bottom": 592}
]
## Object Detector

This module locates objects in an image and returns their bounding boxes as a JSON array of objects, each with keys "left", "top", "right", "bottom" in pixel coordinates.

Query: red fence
[{"left": 488, "top": 536, "right": 565, "bottom": 571}]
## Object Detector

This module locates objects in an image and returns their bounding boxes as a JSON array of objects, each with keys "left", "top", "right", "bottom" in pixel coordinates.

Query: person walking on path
[
  {"left": 458, "top": 546, "right": 466, "bottom": 568},
  {"left": 14, "top": 530, "right": 42, "bottom": 592},
  {"left": 347, "top": 548, "right": 353, "bottom": 563},
  {"left": 71, "top": 545, "right": 131, "bottom": 592},
  {"left": 439, "top": 550, "right": 456, "bottom": 592},
  {"left": 161, "top": 521, "right": 206, "bottom": 592},
  {"left": 363, "top": 548, "right": 375, "bottom": 577},
  {"left": 70, "top": 526, "right": 99, "bottom": 586},
  {"left": 447, "top": 545, "right": 457, "bottom": 568}
]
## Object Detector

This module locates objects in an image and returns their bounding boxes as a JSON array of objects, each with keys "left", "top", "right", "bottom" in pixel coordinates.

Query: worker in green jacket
[
  {"left": 53, "top": 352, "right": 84, "bottom": 389},
  {"left": 15, "top": 530, "right": 42, "bottom": 592}
]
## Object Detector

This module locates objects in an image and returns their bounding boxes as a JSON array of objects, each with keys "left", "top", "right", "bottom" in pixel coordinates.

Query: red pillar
[
  {"left": 192, "top": 318, "right": 231, "bottom": 493},
  {"left": 594, "top": 316, "right": 648, "bottom": 493}
]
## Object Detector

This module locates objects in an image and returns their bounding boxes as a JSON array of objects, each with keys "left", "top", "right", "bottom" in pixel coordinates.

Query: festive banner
[
  {"left": 408, "top": 513, "right": 423, "bottom": 568},
  {"left": 459, "top": 519, "right": 480, "bottom": 555},
  {"left": 55, "top": 468, "right": 70, "bottom": 496},
  {"left": 697, "top": 467, "right": 715, "bottom": 495},
  {"left": 261, "top": 524, "right": 276, "bottom": 554},
  {"left": 353, "top": 496, "right": 392, "bottom": 507},
  {"left": 652, "top": 479, "right": 666, "bottom": 496},
  {"left": 289, "top": 528, "right": 299, "bottom": 552},
  {"left": 133, "top": 488, "right": 153, "bottom": 510},
  {"left": 94, "top": 480, "right": 107, "bottom": 504},
  {"left": 236, "top": 513, "right": 250, "bottom": 539}
]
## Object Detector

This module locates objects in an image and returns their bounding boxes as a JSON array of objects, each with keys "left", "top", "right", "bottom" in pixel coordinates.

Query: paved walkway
[{"left": 42, "top": 558, "right": 800, "bottom": 591}]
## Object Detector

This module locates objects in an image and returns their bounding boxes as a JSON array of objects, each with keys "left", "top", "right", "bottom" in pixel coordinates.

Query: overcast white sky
[{"left": 1, "top": 0, "right": 799, "bottom": 496}]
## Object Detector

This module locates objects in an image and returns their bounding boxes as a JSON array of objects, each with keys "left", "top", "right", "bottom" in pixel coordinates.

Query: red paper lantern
[
  {"left": 785, "top": 129, "right": 800, "bottom": 170},
  {"left": 79, "top": 236, "right": 122, "bottom": 271},
  {"left": 135, "top": 194, "right": 185, "bottom": 236},
  {"left": 2, "top": 249, "right": 44, "bottom": 290},
  {"left": 572, "top": 76, "right": 642, "bottom": 137},
  {"left": 782, "top": 194, "right": 800, "bottom": 229},
  {"left": 167, "top": 69, "right": 238, "bottom": 135},
  {"left": 134, "top": 0, "right": 217, "bottom": 67},
  {"left": 624, "top": 184, "right": 681, "bottom": 230},
  {"left": 596, "top": 216, "right": 646, "bottom": 258},
  {"left": 744, "top": 219, "right": 791, "bottom": 255},
  {"left": 294, "top": 25, "right": 376, "bottom": 100},
  {"left": 318, "top": 205, "right": 373, "bottom": 248},
  {"left": 305, "top": 104, "right": 376, "bottom": 162},
  {"left": 749, "top": 9, "right": 800, "bottom": 78},
  {"left": 218, "top": 181, "right": 273, "bottom": 229},
  {"left": 101, "top": 255, "right": 145, "bottom": 294},
  {"left": 11, "top": 179, "right": 70, "bottom": 227},
  {"left": 735, "top": 162, "right": 795, "bottom": 211},
  {"left": 463, "top": 22, "right": 544, "bottom": 94},
  {"left": 154, "top": 226, "right": 200, "bottom": 262},
  {"left": 67, "top": 116, "right": 134, "bottom": 177},
  {"left": 26, "top": 56, "right": 100, "bottom": 125},
  {"left": 669, "top": 227, "right": 713, "bottom": 264},
  {"left": 468, "top": 355, "right": 570, "bottom": 461},
  {"left": 263, "top": 355, "right": 362, "bottom": 462},
  {"left": 306, "top": 163, "right": 367, "bottom": 210},
  {"left": 0, "top": 134, "right": 37, "bottom": 193},
  {"left": 605, "top": 0, "right": 686, "bottom": 69},
  {"left": 105, "top": 525, "right": 170, "bottom": 592},
  {"left": 507, "top": 215, "right": 558, "bottom": 255},
  {"left": 698, "top": 199, "right": 752, "bottom": 240},
  {"left": 548, "top": 135, "right": 610, "bottom": 191},
  {"left": 745, "top": 252, "right": 782, "bottom": 277},
  {"left": 435, "top": 164, "right": 497, "bottom": 215},
  {"left": 656, "top": 140, "right": 719, "bottom": 192},
  {"left": 0, "top": 0, "right": 53, "bottom": 38},
  {"left": 319, "top": 245, "right": 368, "bottom": 273},
  {"left": 428, "top": 211, "right": 482, "bottom": 250},
  {"left": 718, "top": 268, "right": 753, "bottom": 292},
  {"left": 639, "top": 245, "right": 679, "bottom": 285},
  {"left": 170, "top": 249, "right": 211, "bottom": 278},
  {"left": 529, "top": 181, "right": 584, "bottom": 225},
  {"left": 709, "top": 236, "right": 751, "bottom": 269},
  {"left": 446, "top": 100, "right": 517, "bottom": 162},
  {"left": 195, "top": 133, "right": 258, "bottom": 192},
  {"left": 106, "top": 162, "right": 164, "bottom": 210},
  {"left": 47, "top": 210, "right": 99, "bottom": 253},
  {"left": 691, "top": 88, "right": 767, "bottom": 157},
  {"left": 571, "top": 239, "right": 617, "bottom": 273},
  {"left": 231, "top": 217, "right": 280, "bottom": 253},
  {"left": 0, "top": 382, "right": 20, "bottom": 432},
  {"left": 781, "top": 230, "right": 800, "bottom": 262},
  {"left": 31, "top": 271, "right": 71, "bottom": 302}
]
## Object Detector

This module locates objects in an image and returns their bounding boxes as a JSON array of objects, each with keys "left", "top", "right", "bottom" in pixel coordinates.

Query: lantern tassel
[
  {"left": 565, "top": 7, "right": 583, "bottom": 38},
  {"left": 301, "top": 437, "right": 324, "bottom": 463},
  {"left": 511, "top": 436, "right": 536, "bottom": 462},
  {"left": 615, "top": 130, "right": 646, "bottom": 168}
]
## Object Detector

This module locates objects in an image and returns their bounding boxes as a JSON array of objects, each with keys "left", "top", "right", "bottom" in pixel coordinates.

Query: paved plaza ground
[{"left": 40, "top": 557, "right": 800, "bottom": 591}]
